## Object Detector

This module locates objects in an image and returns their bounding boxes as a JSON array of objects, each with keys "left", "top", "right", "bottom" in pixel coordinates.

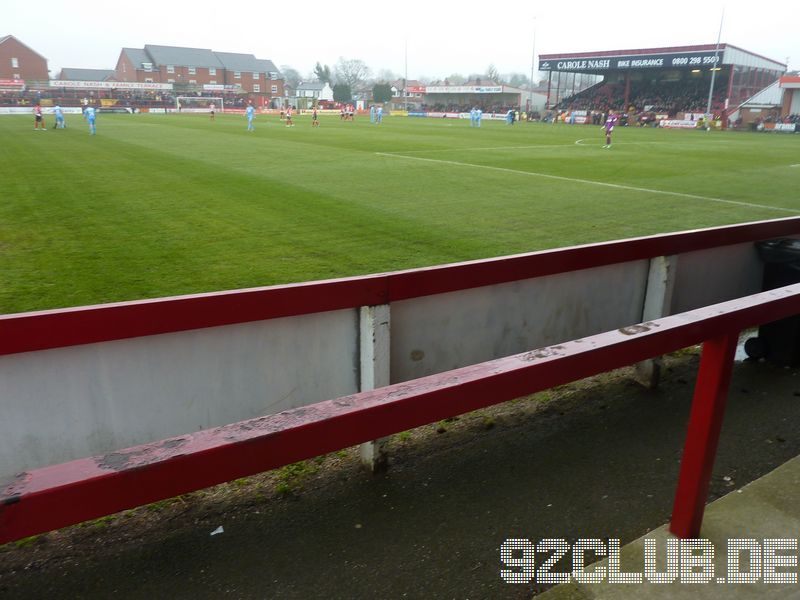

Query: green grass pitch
[{"left": 0, "top": 112, "right": 797, "bottom": 314}]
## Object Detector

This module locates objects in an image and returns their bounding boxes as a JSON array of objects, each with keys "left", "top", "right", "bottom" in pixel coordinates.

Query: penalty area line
[{"left": 375, "top": 152, "right": 798, "bottom": 214}]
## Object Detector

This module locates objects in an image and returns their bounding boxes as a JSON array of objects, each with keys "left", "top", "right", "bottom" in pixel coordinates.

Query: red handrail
[{"left": 3, "top": 283, "right": 799, "bottom": 544}]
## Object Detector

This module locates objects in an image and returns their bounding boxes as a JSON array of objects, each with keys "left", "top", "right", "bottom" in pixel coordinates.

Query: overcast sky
[{"left": 5, "top": 0, "right": 798, "bottom": 81}]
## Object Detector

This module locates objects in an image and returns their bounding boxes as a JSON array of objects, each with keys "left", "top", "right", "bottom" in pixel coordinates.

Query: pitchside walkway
[{"left": 540, "top": 454, "right": 800, "bottom": 599}]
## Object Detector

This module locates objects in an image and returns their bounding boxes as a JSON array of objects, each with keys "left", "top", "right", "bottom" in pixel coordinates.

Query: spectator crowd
[
  {"left": 0, "top": 88, "right": 249, "bottom": 110},
  {"left": 555, "top": 80, "right": 726, "bottom": 117}
]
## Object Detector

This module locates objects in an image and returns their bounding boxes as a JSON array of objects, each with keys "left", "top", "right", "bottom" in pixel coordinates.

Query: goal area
[{"left": 176, "top": 97, "right": 224, "bottom": 113}]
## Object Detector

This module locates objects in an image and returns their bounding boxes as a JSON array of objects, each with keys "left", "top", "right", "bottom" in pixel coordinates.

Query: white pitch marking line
[
  {"left": 375, "top": 152, "right": 798, "bottom": 214},
  {"left": 381, "top": 139, "right": 733, "bottom": 156},
  {"left": 380, "top": 143, "right": 578, "bottom": 155},
  {"left": 575, "top": 138, "right": 666, "bottom": 146},
  {"left": 575, "top": 138, "right": 733, "bottom": 146},
  {"left": 386, "top": 140, "right": 688, "bottom": 155},
  {"left": 791, "top": 164, "right": 800, "bottom": 168}
]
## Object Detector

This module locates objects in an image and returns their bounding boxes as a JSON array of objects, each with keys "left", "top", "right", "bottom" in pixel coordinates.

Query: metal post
[
  {"left": 669, "top": 332, "right": 738, "bottom": 538},
  {"left": 624, "top": 73, "right": 630, "bottom": 110},
  {"left": 705, "top": 8, "right": 725, "bottom": 130},
  {"left": 404, "top": 39, "right": 408, "bottom": 112},
  {"left": 556, "top": 71, "right": 562, "bottom": 106},
  {"left": 529, "top": 17, "right": 537, "bottom": 114}
]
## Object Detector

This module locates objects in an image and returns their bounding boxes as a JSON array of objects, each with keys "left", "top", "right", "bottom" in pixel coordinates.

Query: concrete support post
[
  {"left": 358, "top": 304, "right": 391, "bottom": 471},
  {"left": 635, "top": 255, "right": 677, "bottom": 388}
]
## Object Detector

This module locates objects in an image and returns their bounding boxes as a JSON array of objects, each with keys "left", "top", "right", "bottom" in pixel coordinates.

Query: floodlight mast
[
  {"left": 529, "top": 17, "right": 537, "bottom": 112},
  {"left": 705, "top": 7, "right": 725, "bottom": 131},
  {"left": 404, "top": 39, "right": 408, "bottom": 113}
]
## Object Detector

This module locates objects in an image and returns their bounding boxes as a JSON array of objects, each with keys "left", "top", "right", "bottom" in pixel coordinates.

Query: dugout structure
[
  {"left": 176, "top": 96, "right": 224, "bottom": 113},
  {"left": 421, "top": 81, "right": 536, "bottom": 113},
  {"left": 539, "top": 44, "right": 786, "bottom": 121}
]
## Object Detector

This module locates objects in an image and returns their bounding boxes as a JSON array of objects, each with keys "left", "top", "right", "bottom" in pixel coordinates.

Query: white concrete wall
[
  {"left": 0, "top": 242, "right": 770, "bottom": 481},
  {"left": 670, "top": 242, "right": 763, "bottom": 314},
  {"left": 0, "top": 309, "right": 359, "bottom": 481},
  {"left": 390, "top": 262, "right": 649, "bottom": 382}
]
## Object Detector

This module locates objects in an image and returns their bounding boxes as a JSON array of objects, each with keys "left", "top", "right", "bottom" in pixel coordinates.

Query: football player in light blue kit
[
  {"left": 246, "top": 103, "right": 255, "bottom": 131},
  {"left": 475, "top": 107, "right": 482, "bottom": 127},
  {"left": 54, "top": 104, "right": 66, "bottom": 129},
  {"left": 84, "top": 105, "right": 97, "bottom": 135},
  {"left": 376, "top": 106, "right": 383, "bottom": 124},
  {"left": 370, "top": 104, "right": 376, "bottom": 123}
]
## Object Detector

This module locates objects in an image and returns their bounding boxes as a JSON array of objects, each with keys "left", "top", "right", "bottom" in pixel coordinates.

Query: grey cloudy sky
[{"left": 5, "top": 0, "right": 797, "bottom": 80}]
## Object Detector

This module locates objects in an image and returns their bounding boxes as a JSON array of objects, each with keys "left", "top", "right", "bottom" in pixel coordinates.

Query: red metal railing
[
  {"left": 3, "top": 283, "right": 800, "bottom": 544},
  {"left": 3, "top": 216, "right": 800, "bottom": 357}
]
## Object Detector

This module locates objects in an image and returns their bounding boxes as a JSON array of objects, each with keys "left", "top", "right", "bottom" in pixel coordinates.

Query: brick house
[
  {"left": 114, "top": 44, "right": 283, "bottom": 103},
  {"left": 390, "top": 79, "right": 426, "bottom": 110},
  {"left": 0, "top": 35, "right": 49, "bottom": 85}
]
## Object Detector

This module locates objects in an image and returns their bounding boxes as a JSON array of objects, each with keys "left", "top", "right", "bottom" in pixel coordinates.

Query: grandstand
[{"left": 540, "top": 44, "right": 786, "bottom": 126}]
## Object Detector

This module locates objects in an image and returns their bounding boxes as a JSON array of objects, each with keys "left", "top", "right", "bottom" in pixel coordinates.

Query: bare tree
[
  {"left": 280, "top": 65, "right": 302, "bottom": 89},
  {"left": 505, "top": 73, "right": 531, "bottom": 87},
  {"left": 377, "top": 69, "right": 398, "bottom": 83},
  {"left": 334, "top": 57, "right": 371, "bottom": 89},
  {"left": 446, "top": 73, "right": 466, "bottom": 85},
  {"left": 486, "top": 64, "right": 501, "bottom": 82}
]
